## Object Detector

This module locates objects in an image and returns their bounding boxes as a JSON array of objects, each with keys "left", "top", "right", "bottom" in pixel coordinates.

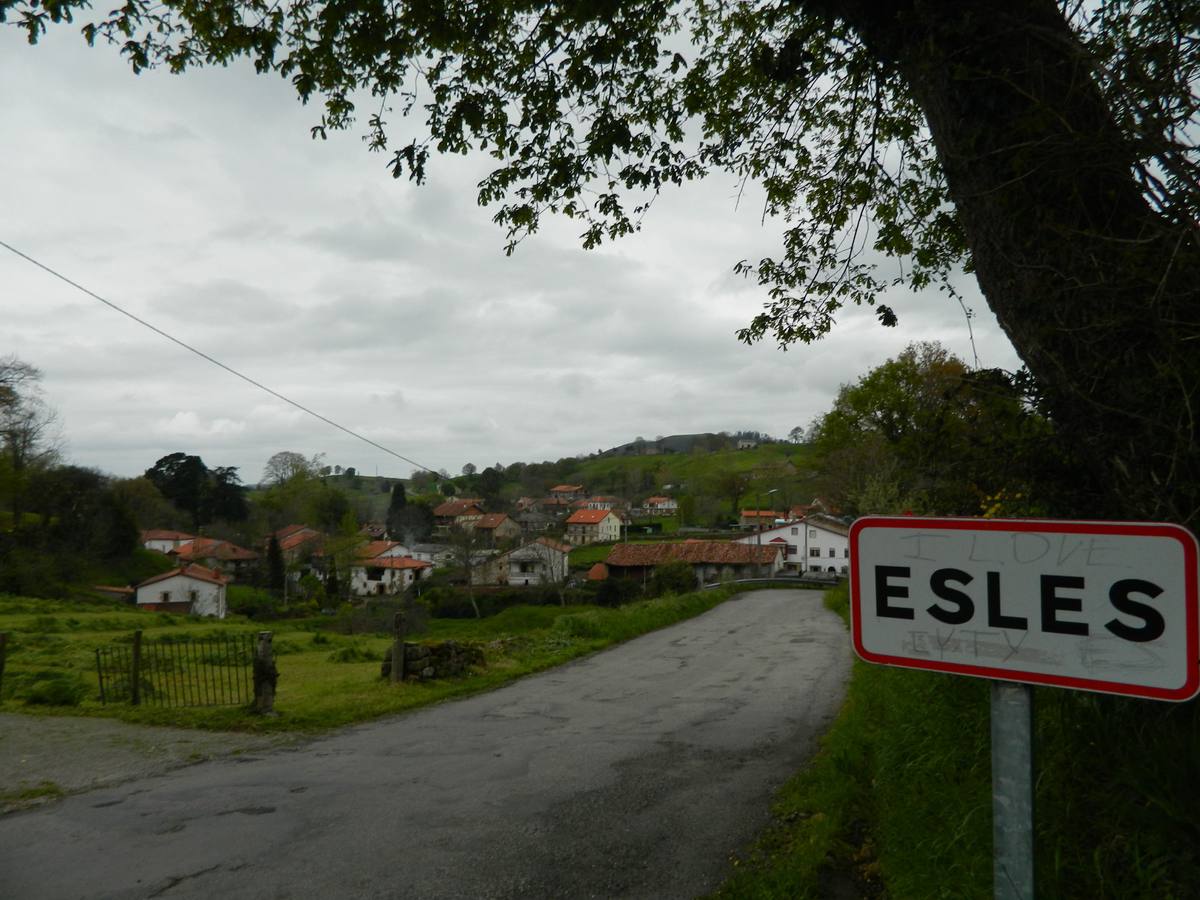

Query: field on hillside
[
  {"left": 565, "top": 443, "right": 819, "bottom": 506},
  {"left": 0, "top": 588, "right": 735, "bottom": 733}
]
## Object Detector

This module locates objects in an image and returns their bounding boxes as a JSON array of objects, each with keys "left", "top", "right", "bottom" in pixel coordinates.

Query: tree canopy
[
  {"left": 144, "top": 452, "right": 249, "bottom": 528},
  {"left": 811, "top": 342, "right": 1072, "bottom": 517},
  {"left": 7, "top": 0, "right": 1199, "bottom": 522}
]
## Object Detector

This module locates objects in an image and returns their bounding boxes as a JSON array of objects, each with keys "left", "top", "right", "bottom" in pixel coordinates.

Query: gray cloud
[{"left": 0, "top": 29, "right": 1023, "bottom": 480}]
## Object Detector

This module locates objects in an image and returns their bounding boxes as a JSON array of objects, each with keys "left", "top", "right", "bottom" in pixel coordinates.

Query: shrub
[
  {"left": 22, "top": 670, "right": 88, "bottom": 706},
  {"left": 328, "top": 644, "right": 377, "bottom": 663},
  {"left": 647, "top": 561, "right": 698, "bottom": 598},
  {"left": 595, "top": 577, "right": 641, "bottom": 608},
  {"left": 554, "top": 612, "right": 605, "bottom": 639},
  {"left": 227, "top": 585, "right": 281, "bottom": 619}
]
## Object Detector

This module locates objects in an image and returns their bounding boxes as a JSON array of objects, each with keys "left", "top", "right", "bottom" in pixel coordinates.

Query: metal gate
[{"left": 95, "top": 630, "right": 257, "bottom": 707}]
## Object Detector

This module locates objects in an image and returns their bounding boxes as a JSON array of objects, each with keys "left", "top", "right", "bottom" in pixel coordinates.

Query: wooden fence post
[
  {"left": 130, "top": 630, "right": 143, "bottom": 706},
  {"left": 253, "top": 631, "right": 278, "bottom": 715},
  {"left": 390, "top": 612, "right": 406, "bottom": 684},
  {"left": 0, "top": 632, "right": 7, "bottom": 701}
]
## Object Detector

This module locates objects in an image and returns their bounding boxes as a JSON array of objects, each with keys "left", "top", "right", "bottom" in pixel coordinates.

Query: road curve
[{"left": 0, "top": 589, "right": 850, "bottom": 899}]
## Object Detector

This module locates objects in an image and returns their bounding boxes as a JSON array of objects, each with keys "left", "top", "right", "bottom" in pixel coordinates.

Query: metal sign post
[
  {"left": 848, "top": 516, "right": 1200, "bottom": 900},
  {"left": 991, "top": 681, "right": 1034, "bottom": 900}
]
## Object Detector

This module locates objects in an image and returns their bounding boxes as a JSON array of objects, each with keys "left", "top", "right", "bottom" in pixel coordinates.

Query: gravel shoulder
[{"left": 0, "top": 713, "right": 303, "bottom": 814}]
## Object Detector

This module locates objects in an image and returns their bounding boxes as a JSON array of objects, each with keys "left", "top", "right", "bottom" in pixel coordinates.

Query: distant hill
[{"left": 601, "top": 432, "right": 773, "bottom": 457}]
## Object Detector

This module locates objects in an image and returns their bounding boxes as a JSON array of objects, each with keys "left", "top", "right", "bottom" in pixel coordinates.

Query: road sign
[{"left": 849, "top": 517, "right": 1200, "bottom": 701}]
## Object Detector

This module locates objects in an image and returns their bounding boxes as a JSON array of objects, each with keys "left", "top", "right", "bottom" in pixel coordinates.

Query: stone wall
[{"left": 380, "top": 640, "right": 485, "bottom": 681}]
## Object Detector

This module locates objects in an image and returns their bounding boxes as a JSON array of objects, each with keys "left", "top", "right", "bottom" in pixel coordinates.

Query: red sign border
[{"left": 849, "top": 516, "right": 1200, "bottom": 701}]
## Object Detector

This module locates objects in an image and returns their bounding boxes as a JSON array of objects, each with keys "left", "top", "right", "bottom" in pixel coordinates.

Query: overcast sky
[{"left": 1, "top": 25, "right": 1023, "bottom": 484}]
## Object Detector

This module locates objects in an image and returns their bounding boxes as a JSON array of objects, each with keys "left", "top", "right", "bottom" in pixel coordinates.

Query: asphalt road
[{"left": 0, "top": 589, "right": 850, "bottom": 899}]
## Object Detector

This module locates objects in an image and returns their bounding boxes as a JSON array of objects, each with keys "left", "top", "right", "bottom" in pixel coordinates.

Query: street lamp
[{"left": 756, "top": 488, "right": 779, "bottom": 546}]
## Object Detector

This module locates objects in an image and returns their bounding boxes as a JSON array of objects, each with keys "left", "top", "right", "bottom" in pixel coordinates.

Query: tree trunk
[{"left": 830, "top": 0, "right": 1200, "bottom": 525}]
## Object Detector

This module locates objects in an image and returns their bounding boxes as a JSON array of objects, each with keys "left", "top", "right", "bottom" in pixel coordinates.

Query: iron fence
[{"left": 95, "top": 631, "right": 258, "bottom": 708}]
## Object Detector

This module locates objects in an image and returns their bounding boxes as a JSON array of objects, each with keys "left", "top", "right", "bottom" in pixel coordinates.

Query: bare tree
[
  {"left": 261, "top": 450, "right": 319, "bottom": 486},
  {"left": 446, "top": 524, "right": 490, "bottom": 618},
  {"left": 0, "top": 356, "right": 60, "bottom": 521}
]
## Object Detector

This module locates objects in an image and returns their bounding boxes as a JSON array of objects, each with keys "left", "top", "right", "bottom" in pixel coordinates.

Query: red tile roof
[
  {"left": 606, "top": 541, "right": 782, "bottom": 567},
  {"left": 357, "top": 557, "right": 432, "bottom": 571},
  {"left": 473, "top": 513, "right": 513, "bottom": 530},
  {"left": 534, "top": 536, "right": 573, "bottom": 554},
  {"left": 357, "top": 540, "right": 405, "bottom": 560},
  {"left": 278, "top": 530, "right": 325, "bottom": 553},
  {"left": 137, "top": 563, "right": 229, "bottom": 589},
  {"left": 274, "top": 524, "right": 317, "bottom": 541},
  {"left": 433, "top": 500, "right": 484, "bottom": 518},
  {"left": 141, "top": 529, "right": 195, "bottom": 542},
  {"left": 587, "top": 563, "right": 609, "bottom": 581},
  {"left": 173, "top": 537, "right": 259, "bottom": 562},
  {"left": 740, "top": 509, "right": 782, "bottom": 519},
  {"left": 566, "top": 509, "right": 619, "bottom": 525}
]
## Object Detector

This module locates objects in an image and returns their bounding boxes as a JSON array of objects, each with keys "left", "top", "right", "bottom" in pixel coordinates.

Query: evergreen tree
[
  {"left": 385, "top": 483, "right": 407, "bottom": 539},
  {"left": 266, "top": 533, "right": 285, "bottom": 596}
]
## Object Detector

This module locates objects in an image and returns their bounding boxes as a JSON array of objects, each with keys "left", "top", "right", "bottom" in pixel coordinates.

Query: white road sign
[{"left": 849, "top": 517, "right": 1199, "bottom": 701}]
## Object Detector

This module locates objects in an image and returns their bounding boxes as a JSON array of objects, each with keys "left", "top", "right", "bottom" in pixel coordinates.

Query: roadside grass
[
  {"left": 0, "top": 586, "right": 735, "bottom": 733},
  {"left": 711, "top": 583, "right": 1200, "bottom": 900},
  {"left": 0, "top": 780, "right": 65, "bottom": 808}
]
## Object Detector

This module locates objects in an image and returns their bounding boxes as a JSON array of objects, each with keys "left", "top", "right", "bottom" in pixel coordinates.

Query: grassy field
[{"left": 0, "top": 587, "right": 736, "bottom": 733}]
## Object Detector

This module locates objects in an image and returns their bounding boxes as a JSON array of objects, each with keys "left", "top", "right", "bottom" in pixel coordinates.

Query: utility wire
[{"left": 1, "top": 239, "right": 439, "bottom": 476}]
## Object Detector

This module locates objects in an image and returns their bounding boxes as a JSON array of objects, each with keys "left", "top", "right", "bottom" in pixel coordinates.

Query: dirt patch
[{"left": 0, "top": 713, "right": 303, "bottom": 815}]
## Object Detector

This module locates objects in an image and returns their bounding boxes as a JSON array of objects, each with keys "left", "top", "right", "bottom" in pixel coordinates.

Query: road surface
[{"left": 0, "top": 589, "right": 850, "bottom": 899}]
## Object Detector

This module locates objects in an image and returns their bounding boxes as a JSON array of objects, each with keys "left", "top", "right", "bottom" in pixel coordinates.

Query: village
[{"left": 127, "top": 481, "right": 853, "bottom": 618}]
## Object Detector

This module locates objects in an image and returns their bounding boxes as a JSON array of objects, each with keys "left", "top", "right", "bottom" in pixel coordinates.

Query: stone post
[
  {"left": 390, "top": 612, "right": 406, "bottom": 684},
  {"left": 253, "top": 631, "right": 279, "bottom": 715}
]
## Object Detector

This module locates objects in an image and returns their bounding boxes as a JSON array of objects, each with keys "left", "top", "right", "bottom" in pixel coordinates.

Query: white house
[
  {"left": 135, "top": 564, "right": 228, "bottom": 618},
  {"left": 733, "top": 514, "right": 850, "bottom": 574},
  {"left": 643, "top": 496, "right": 678, "bottom": 513},
  {"left": 492, "top": 537, "right": 572, "bottom": 586},
  {"left": 141, "top": 529, "right": 195, "bottom": 554},
  {"left": 409, "top": 543, "right": 454, "bottom": 566},
  {"left": 357, "top": 540, "right": 412, "bottom": 560},
  {"left": 349, "top": 557, "right": 433, "bottom": 596},
  {"left": 564, "top": 509, "right": 623, "bottom": 545}
]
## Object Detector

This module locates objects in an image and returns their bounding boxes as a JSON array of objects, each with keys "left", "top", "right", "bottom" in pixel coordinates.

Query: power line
[{"left": 0, "top": 238, "right": 439, "bottom": 476}]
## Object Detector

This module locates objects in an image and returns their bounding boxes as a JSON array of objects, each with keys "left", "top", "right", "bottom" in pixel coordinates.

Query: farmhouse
[
  {"left": 564, "top": 508, "right": 622, "bottom": 545},
  {"left": 169, "top": 536, "right": 259, "bottom": 580},
  {"left": 471, "top": 512, "right": 522, "bottom": 546},
  {"left": 135, "top": 564, "right": 228, "bottom": 618},
  {"left": 734, "top": 514, "right": 850, "bottom": 574},
  {"left": 490, "top": 537, "right": 572, "bottom": 586},
  {"left": 141, "top": 529, "right": 196, "bottom": 553},
  {"left": 349, "top": 556, "right": 433, "bottom": 596}
]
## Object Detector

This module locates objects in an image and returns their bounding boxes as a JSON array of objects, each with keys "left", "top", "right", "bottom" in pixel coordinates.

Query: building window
[
  {"left": 787, "top": 544, "right": 799, "bottom": 555},
  {"left": 790, "top": 527, "right": 798, "bottom": 535},
  {"left": 844, "top": 548, "right": 850, "bottom": 558},
  {"left": 188, "top": 590, "right": 199, "bottom": 603},
  {"left": 160, "top": 591, "right": 170, "bottom": 603},
  {"left": 809, "top": 529, "right": 817, "bottom": 538},
  {"left": 828, "top": 548, "right": 836, "bottom": 557},
  {"left": 809, "top": 547, "right": 820, "bottom": 557}
]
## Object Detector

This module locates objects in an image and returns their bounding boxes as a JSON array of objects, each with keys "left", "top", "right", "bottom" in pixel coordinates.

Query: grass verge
[
  {"left": 0, "top": 587, "right": 735, "bottom": 734},
  {"left": 710, "top": 582, "right": 1200, "bottom": 899}
]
